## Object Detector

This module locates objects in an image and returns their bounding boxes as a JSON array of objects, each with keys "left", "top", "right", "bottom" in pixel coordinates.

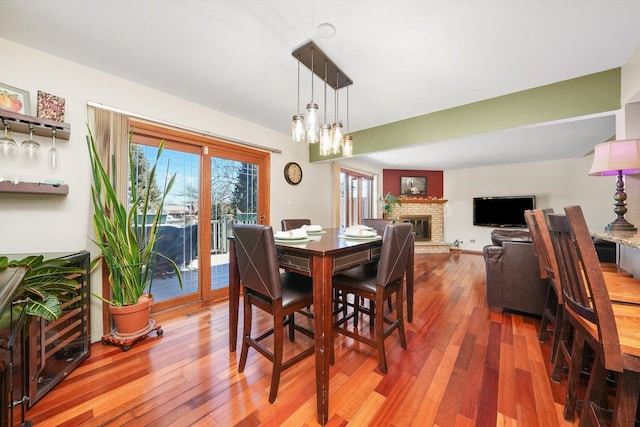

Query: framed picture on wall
[
  {"left": 0, "top": 83, "right": 30, "bottom": 115},
  {"left": 401, "top": 176, "right": 427, "bottom": 195}
]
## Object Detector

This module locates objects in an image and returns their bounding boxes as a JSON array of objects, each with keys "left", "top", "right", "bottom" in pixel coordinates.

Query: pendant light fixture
[
  {"left": 342, "top": 85, "right": 353, "bottom": 157},
  {"left": 304, "top": 47, "right": 320, "bottom": 144},
  {"left": 291, "top": 54, "right": 305, "bottom": 142},
  {"left": 291, "top": 41, "right": 353, "bottom": 152},
  {"left": 319, "top": 60, "right": 332, "bottom": 156}
]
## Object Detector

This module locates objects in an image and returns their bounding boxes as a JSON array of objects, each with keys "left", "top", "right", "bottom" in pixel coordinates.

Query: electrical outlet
[{"left": 469, "top": 239, "right": 476, "bottom": 243}]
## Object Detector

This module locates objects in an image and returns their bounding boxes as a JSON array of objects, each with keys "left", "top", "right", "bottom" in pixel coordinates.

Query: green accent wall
[{"left": 309, "top": 68, "right": 621, "bottom": 162}]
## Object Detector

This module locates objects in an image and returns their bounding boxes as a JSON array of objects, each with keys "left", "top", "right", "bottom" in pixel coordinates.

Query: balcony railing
[{"left": 211, "top": 214, "right": 257, "bottom": 254}]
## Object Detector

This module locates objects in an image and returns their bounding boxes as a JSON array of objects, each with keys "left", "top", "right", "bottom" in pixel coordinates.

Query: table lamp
[{"left": 589, "top": 139, "right": 640, "bottom": 232}]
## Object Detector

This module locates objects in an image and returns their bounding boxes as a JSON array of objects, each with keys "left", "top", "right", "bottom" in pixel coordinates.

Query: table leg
[
  {"left": 312, "top": 254, "right": 332, "bottom": 425},
  {"left": 228, "top": 238, "right": 240, "bottom": 352},
  {"left": 612, "top": 369, "right": 640, "bottom": 427},
  {"left": 406, "top": 234, "right": 415, "bottom": 322}
]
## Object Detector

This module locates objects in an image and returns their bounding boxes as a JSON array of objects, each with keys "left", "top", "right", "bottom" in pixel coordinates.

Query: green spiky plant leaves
[{"left": 87, "top": 125, "right": 182, "bottom": 307}]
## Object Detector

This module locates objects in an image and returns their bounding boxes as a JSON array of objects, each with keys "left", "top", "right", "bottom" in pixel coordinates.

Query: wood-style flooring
[{"left": 26, "top": 253, "right": 579, "bottom": 426}]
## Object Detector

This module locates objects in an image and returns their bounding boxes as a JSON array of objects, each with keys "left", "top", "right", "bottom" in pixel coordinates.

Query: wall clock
[{"left": 284, "top": 162, "right": 302, "bottom": 185}]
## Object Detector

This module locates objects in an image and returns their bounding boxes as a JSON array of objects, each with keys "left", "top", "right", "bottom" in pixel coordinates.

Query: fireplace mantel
[{"left": 398, "top": 198, "right": 448, "bottom": 204}]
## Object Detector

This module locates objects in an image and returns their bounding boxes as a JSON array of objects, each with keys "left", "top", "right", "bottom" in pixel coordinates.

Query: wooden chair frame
[
  {"left": 548, "top": 206, "right": 640, "bottom": 425},
  {"left": 332, "top": 223, "right": 412, "bottom": 373}
]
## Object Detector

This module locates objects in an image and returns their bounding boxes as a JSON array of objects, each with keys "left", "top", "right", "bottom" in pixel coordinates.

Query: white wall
[
  {"left": 444, "top": 155, "right": 620, "bottom": 252},
  {"left": 0, "top": 38, "right": 333, "bottom": 340},
  {"left": 620, "top": 44, "right": 640, "bottom": 237},
  {"left": 616, "top": 43, "right": 640, "bottom": 274}
]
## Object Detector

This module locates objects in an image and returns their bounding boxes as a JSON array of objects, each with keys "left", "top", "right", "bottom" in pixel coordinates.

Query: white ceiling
[{"left": 1, "top": 0, "right": 640, "bottom": 169}]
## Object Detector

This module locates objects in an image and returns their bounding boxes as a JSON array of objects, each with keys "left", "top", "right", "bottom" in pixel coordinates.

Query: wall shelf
[
  {"left": 0, "top": 181, "right": 69, "bottom": 196},
  {"left": 0, "top": 110, "right": 70, "bottom": 140}
]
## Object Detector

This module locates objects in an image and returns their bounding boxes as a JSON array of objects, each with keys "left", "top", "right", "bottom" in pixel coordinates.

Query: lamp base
[{"left": 605, "top": 219, "right": 637, "bottom": 233}]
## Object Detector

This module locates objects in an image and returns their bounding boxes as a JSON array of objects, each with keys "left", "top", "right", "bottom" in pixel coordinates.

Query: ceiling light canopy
[
  {"left": 317, "top": 23, "right": 336, "bottom": 39},
  {"left": 291, "top": 40, "right": 353, "bottom": 157}
]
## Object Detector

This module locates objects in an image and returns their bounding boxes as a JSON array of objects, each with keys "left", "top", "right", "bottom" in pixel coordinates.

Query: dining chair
[
  {"left": 232, "top": 223, "right": 315, "bottom": 403},
  {"left": 523, "top": 210, "right": 560, "bottom": 360},
  {"left": 332, "top": 222, "right": 412, "bottom": 373},
  {"left": 547, "top": 206, "right": 640, "bottom": 424},
  {"left": 528, "top": 209, "right": 637, "bottom": 379},
  {"left": 281, "top": 218, "right": 311, "bottom": 231},
  {"left": 362, "top": 218, "right": 392, "bottom": 232},
  {"left": 349, "top": 218, "right": 394, "bottom": 325}
]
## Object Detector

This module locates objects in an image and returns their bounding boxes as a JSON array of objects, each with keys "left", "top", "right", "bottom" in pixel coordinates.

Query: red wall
[{"left": 382, "top": 169, "right": 444, "bottom": 198}]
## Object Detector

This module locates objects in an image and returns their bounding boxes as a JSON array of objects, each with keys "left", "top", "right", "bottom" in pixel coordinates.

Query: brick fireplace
[{"left": 391, "top": 199, "right": 450, "bottom": 253}]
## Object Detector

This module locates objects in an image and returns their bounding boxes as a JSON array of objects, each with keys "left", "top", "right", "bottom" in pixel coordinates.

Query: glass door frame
[
  {"left": 130, "top": 120, "right": 270, "bottom": 312},
  {"left": 339, "top": 167, "right": 374, "bottom": 228}
]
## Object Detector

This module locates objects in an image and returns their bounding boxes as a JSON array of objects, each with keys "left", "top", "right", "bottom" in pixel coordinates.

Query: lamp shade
[{"left": 589, "top": 139, "right": 640, "bottom": 176}]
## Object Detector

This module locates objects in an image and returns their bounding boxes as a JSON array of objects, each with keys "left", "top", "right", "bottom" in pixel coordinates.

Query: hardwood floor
[{"left": 26, "top": 253, "right": 579, "bottom": 426}]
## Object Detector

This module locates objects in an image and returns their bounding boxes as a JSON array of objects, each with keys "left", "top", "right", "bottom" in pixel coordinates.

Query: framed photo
[
  {"left": 0, "top": 83, "right": 30, "bottom": 115},
  {"left": 401, "top": 176, "right": 427, "bottom": 196}
]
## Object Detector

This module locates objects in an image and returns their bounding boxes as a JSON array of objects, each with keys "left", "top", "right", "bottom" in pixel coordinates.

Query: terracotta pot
[{"left": 109, "top": 295, "right": 154, "bottom": 336}]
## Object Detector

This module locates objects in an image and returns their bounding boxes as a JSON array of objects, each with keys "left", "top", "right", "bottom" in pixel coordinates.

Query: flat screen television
[{"left": 473, "top": 195, "right": 536, "bottom": 227}]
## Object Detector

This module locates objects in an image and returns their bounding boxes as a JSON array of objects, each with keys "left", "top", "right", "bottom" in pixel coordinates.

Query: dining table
[{"left": 228, "top": 226, "right": 414, "bottom": 425}]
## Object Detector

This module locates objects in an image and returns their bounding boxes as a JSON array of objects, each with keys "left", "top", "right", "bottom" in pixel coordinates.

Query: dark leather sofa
[{"left": 482, "top": 229, "right": 548, "bottom": 316}]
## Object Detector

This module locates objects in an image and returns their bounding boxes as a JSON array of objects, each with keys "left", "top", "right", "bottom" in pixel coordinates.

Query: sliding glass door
[
  {"left": 209, "top": 157, "right": 259, "bottom": 298},
  {"left": 130, "top": 121, "right": 269, "bottom": 312},
  {"left": 129, "top": 143, "right": 201, "bottom": 307},
  {"left": 340, "top": 168, "right": 374, "bottom": 227}
]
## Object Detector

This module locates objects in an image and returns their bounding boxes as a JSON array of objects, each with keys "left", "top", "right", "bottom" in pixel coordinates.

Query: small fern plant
[{"left": 0, "top": 255, "right": 83, "bottom": 321}]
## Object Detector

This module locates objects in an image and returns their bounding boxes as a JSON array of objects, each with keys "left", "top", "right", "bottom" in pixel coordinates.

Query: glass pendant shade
[
  {"left": 292, "top": 114, "right": 305, "bottom": 142},
  {"left": 342, "top": 135, "right": 353, "bottom": 157},
  {"left": 331, "top": 122, "right": 343, "bottom": 154},
  {"left": 305, "top": 103, "right": 320, "bottom": 143},
  {"left": 319, "top": 124, "right": 332, "bottom": 156}
]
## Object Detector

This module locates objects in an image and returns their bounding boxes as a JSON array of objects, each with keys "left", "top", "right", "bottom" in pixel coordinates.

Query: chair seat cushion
[{"left": 280, "top": 272, "right": 313, "bottom": 308}]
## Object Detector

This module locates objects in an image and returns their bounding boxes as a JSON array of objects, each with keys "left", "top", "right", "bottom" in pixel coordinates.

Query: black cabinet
[
  {"left": 0, "top": 251, "right": 90, "bottom": 421},
  {"left": 0, "top": 267, "right": 29, "bottom": 427},
  {"left": 26, "top": 251, "right": 90, "bottom": 407}
]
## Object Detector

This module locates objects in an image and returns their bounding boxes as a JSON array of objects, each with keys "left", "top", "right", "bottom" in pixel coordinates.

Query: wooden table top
[{"left": 274, "top": 228, "right": 382, "bottom": 255}]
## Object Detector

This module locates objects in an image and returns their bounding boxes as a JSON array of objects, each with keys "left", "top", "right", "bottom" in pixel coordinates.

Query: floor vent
[{"left": 186, "top": 307, "right": 211, "bottom": 317}]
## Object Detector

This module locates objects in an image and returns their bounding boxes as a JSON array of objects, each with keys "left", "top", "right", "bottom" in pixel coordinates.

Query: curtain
[
  {"left": 87, "top": 105, "right": 129, "bottom": 202},
  {"left": 87, "top": 105, "right": 130, "bottom": 335}
]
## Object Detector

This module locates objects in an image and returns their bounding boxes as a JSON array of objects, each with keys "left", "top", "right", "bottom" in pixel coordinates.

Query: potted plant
[
  {"left": 87, "top": 126, "right": 182, "bottom": 336},
  {"left": 0, "top": 255, "right": 83, "bottom": 324},
  {"left": 381, "top": 192, "right": 401, "bottom": 220}
]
